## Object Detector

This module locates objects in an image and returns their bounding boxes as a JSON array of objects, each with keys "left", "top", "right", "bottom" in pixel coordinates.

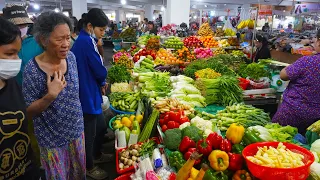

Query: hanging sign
[
  {"left": 258, "top": 9, "right": 272, "bottom": 16},
  {"left": 294, "top": 4, "right": 320, "bottom": 15}
]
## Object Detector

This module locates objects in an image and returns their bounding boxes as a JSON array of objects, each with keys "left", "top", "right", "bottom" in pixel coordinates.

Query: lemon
[
  {"left": 121, "top": 117, "right": 131, "bottom": 128},
  {"left": 129, "top": 115, "right": 135, "bottom": 122},
  {"left": 135, "top": 115, "right": 143, "bottom": 123}
]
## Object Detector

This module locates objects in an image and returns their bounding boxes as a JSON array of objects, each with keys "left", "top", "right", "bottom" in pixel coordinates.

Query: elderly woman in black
[{"left": 254, "top": 35, "right": 271, "bottom": 62}]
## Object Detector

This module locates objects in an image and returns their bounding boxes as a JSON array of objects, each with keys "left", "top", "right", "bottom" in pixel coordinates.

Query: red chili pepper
[
  {"left": 227, "top": 153, "right": 244, "bottom": 171},
  {"left": 184, "top": 148, "right": 201, "bottom": 165},
  {"left": 207, "top": 133, "right": 223, "bottom": 149},
  {"left": 179, "top": 136, "right": 196, "bottom": 153},
  {"left": 197, "top": 138, "right": 212, "bottom": 156},
  {"left": 168, "top": 172, "right": 176, "bottom": 180},
  {"left": 220, "top": 139, "right": 232, "bottom": 152}
]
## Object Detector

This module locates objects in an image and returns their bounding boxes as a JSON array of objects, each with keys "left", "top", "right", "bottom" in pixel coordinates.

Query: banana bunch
[
  {"left": 219, "top": 39, "right": 230, "bottom": 48},
  {"left": 214, "top": 47, "right": 227, "bottom": 55},
  {"left": 237, "top": 19, "right": 255, "bottom": 29},
  {"left": 198, "top": 23, "right": 214, "bottom": 36},
  {"left": 224, "top": 28, "right": 236, "bottom": 36}
]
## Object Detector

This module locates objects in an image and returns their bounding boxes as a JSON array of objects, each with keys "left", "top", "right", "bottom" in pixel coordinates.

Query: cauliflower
[
  {"left": 191, "top": 116, "right": 213, "bottom": 132},
  {"left": 179, "top": 122, "right": 190, "bottom": 130}
]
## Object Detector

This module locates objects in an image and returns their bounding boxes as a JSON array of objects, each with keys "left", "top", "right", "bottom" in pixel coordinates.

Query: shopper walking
[
  {"left": 0, "top": 16, "right": 40, "bottom": 180},
  {"left": 71, "top": 8, "right": 111, "bottom": 180},
  {"left": 22, "top": 11, "right": 85, "bottom": 179},
  {"left": 272, "top": 29, "right": 320, "bottom": 134}
]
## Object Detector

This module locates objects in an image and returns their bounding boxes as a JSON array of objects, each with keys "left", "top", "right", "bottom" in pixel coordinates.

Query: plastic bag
[
  {"left": 102, "top": 96, "right": 110, "bottom": 111},
  {"left": 246, "top": 77, "right": 271, "bottom": 89}
]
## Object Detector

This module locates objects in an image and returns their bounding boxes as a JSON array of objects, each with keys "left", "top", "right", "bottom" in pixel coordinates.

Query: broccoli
[
  {"left": 164, "top": 128, "right": 182, "bottom": 151},
  {"left": 182, "top": 126, "right": 202, "bottom": 142}
]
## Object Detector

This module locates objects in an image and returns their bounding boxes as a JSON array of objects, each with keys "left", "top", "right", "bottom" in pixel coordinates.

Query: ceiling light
[
  {"left": 54, "top": 8, "right": 60, "bottom": 12},
  {"left": 33, "top": 3, "right": 40, "bottom": 10},
  {"left": 161, "top": 6, "right": 165, "bottom": 11},
  {"left": 224, "top": 4, "right": 226, "bottom": 6},
  {"left": 121, "top": 0, "right": 126, "bottom": 5},
  {"left": 205, "top": 5, "right": 208, "bottom": 7},
  {"left": 193, "top": 16, "right": 197, "bottom": 19}
]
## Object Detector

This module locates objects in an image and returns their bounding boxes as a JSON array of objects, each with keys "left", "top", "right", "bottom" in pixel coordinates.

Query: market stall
[{"left": 109, "top": 21, "right": 319, "bottom": 180}]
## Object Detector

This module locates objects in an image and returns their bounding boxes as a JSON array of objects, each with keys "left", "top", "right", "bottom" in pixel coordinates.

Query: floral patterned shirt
[{"left": 22, "top": 52, "right": 84, "bottom": 148}]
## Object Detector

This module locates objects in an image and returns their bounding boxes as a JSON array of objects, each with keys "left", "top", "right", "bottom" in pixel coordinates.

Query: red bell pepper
[
  {"left": 220, "top": 139, "right": 232, "bottom": 152},
  {"left": 179, "top": 136, "right": 196, "bottom": 153},
  {"left": 161, "top": 125, "right": 168, "bottom": 132},
  {"left": 184, "top": 148, "right": 201, "bottom": 165},
  {"left": 168, "top": 111, "right": 181, "bottom": 122},
  {"left": 197, "top": 138, "right": 212, "bottom": 156},
  {"left": 227, "top": 153, "right": 244, "bottom": 171},
  {"left": 163, "top": 113, "right": 170, "bottom": 125},
  {"left": 207, "top": 133, "right": 223, "bottom": 149}
]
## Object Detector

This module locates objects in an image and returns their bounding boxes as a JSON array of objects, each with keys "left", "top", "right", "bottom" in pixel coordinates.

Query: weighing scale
[{"left": 267, "top": 64, "right": 289, "bottom": 93}]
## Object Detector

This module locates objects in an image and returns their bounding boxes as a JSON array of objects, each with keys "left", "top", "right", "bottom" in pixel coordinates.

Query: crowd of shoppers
[{"left": 0, "top": 4, "right": 112, "bottom": 180}]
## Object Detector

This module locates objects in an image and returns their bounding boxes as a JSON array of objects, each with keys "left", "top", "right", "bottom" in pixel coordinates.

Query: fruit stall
[{"left": 108, "top": 23, "right": 320, "bottom": 180}]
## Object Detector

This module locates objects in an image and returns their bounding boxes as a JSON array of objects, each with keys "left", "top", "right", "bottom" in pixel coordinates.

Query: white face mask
[
  {"left": 91, "top": 27, "right": 97, "bottom": 39},
  {"left": 0, "top": 59, "right": 22, "bottom": 80},
  {"left": 20, "top": 26, "right": 28, "bottom": 37}
]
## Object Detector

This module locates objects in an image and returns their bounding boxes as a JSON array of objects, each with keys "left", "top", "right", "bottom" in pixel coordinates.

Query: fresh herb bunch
[
  {"left": 238, "top": 63, "right": 270, "bottom": 80},
  {"left": 108, "top": 64, "right": 131, "bottom": 84}
]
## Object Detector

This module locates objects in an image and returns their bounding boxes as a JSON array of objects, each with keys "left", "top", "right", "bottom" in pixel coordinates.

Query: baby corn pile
[
  {"left": 247, "top": 143, "right": 305, "bottom": 168},
  {"left": 151, "top": 97, "right": 194, "bottom": 115}
]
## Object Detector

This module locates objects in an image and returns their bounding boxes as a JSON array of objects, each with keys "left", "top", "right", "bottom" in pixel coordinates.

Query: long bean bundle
[{"left": 195, "top": 76, "right": 243, "bottom": 106}]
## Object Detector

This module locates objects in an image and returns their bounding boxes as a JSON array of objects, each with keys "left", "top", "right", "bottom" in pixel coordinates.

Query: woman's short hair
[
  {"left": 0, "top": 16, "right": 21, "bottom": 46},
  {"left": 80, "top": 8, "right": 109, "bottom": 28},
  {"left": 33, "top": 11, "right": 73, "bottom": 49}
]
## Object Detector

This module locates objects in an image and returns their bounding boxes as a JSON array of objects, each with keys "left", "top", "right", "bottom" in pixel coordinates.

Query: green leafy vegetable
[
  {"left": 139, "top": 140, "right": 156, "bottom": 157},
  {"left": 238, "top": 63, "right": 270, "bottom": 80},
  {"left": 108, "top": 64, "right": 131, "bottom": 84},
  {"left": 264, "top": 123, "right": 298, "bottom": 142},
  {"left": 182, "top": 126, "right": 202, "bottom": 142}
]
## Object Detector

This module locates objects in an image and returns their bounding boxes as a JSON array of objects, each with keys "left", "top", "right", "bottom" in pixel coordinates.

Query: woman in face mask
[
  {"left": 71, "top": 8, "right": 111, "bottom": 180},
  {"left": 22, "top": 12, "right": 85, "bottom": 179},
  {"left": 0, "top": 17, "right": 40, "bottom": 180}
]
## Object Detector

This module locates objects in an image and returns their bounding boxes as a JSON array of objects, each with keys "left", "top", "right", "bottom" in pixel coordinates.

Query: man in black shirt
[{"left": 0, "top": 17, "right": 39, "bottom": 180}]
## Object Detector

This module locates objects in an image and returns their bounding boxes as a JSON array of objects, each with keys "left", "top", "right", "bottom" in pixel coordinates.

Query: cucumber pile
[{"left": 110, "top": 92, "right": 141, "bottom": 112}]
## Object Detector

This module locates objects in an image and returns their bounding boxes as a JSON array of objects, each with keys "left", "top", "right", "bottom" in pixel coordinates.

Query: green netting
[{"left": 195, "top": 104, "right": 225, "bottom": 115}]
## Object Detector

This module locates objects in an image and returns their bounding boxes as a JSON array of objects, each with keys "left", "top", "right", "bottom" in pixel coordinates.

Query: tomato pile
[
  {"left": 159, "top": 110, "right": 190, "bottom": 132},
  {"left": 133, "top": 48, "right": 157, "bottom": 62}
]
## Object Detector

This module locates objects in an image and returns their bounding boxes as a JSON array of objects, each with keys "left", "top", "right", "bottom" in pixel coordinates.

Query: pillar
[
  {"left": 115, "top": 10, "right": 120, "bottom": 22},
  {"left": 144, "top": 4, "right": 155, "bottom": 21},
  {"left": 166, "top": 0, "right": 190, "bottom": 26},
  {"left": 72, "top": 0, "right": 87, "bottom": 19}
]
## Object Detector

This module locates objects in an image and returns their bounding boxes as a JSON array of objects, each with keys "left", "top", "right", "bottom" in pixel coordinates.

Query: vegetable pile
[
  {"left": 212, "top": 104, "right": 271, "bottom": 130},
  {"left": 195, "top": 76, "right": 243, "bottom": 106},
  {"left": 108, "top": 65, "right": 131, "bottom": 84},
  {"left": 110, "top": 92, "right": 141, "bottom": 112},
  {"left": 133, "top": 72, "right": 172, "bottom": 98},
  {"left": 195, "top": 68, "right": 221, "bottom": 79}
]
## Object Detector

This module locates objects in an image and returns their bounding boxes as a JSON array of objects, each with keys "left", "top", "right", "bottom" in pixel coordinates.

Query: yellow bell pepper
[
  {"left": 226, "top": 123, "right": 245, "bottom": 144},
  {"left": 190, "top": 167, "right": 199, "bottom": 179},
  {"left": 208, "top": 150, "right": 229, "bottom": 171}
]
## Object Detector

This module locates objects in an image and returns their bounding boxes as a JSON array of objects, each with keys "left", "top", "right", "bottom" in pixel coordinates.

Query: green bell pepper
[
  {"left": 232, "top": 144, "right": 244, "bottom": 154},
  {"left": 242, "top": 130, "right": 262, "bottom": 146},
  {"left": 203, "top": 169, "right": 228, "bottom": 180},
  {"left": 168, "top": 151, "right": 186, "bottom": 171}
]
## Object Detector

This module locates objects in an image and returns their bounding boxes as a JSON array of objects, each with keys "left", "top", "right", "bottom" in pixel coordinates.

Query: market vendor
[
  {"left": 147, "top": 21, "right": 158, "bottom": 35},
  {"left": 272, "top": 29, "right": 320, "bottom": 134},
  {"left": 254, "top": 35, "right": 271, "bottom": 62}
]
